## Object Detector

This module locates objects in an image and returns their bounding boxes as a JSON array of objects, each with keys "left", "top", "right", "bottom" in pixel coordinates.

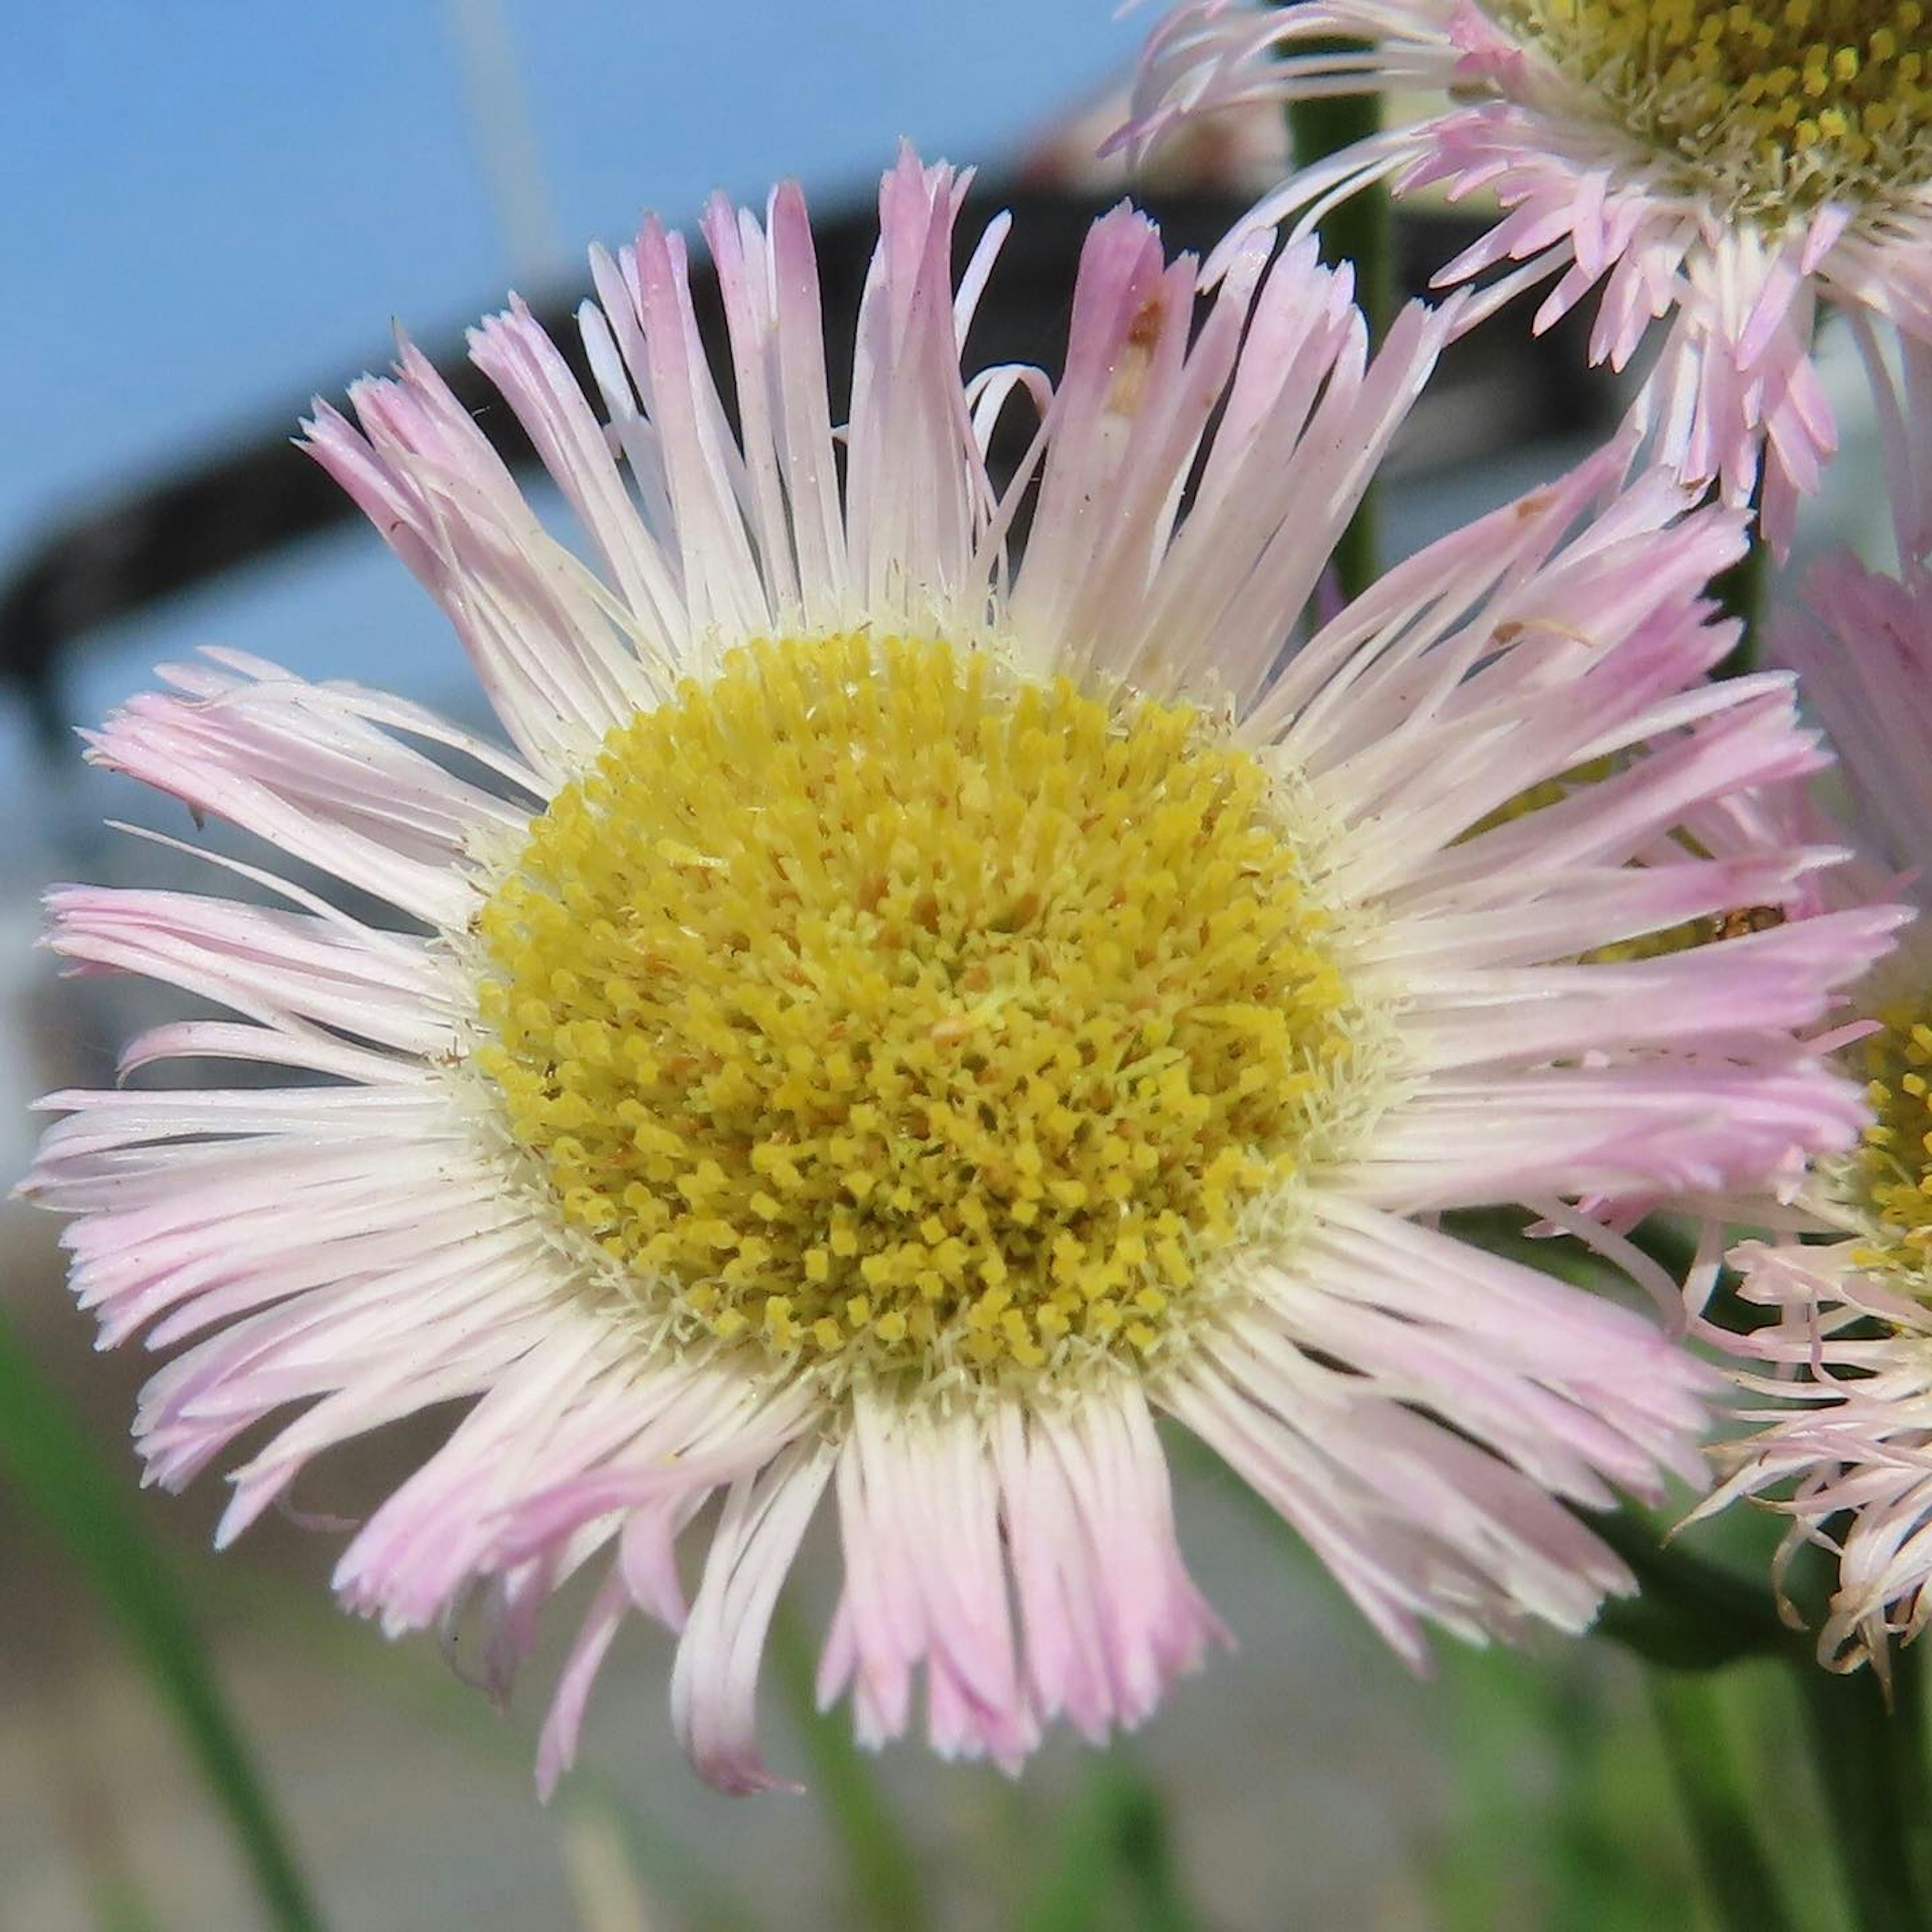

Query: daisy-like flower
[
  {"left": 23, "top": 151, "right": 1898, "bottom": 1794},
  {"left": 1694, "top": 360, "right": 1932, "bottom": 1673},
  {"left": 1129, "top": 0, "right": 1932, "bottom": 553}
]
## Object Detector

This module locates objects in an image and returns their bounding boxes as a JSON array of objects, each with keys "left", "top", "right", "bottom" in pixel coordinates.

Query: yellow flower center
[
  {"left": 1489, "top": 0, "right": 1932, "bottom": 217},
  {"left": 1848, "top": 998, "right": 1932, "bottom": 1277},
  {"left": 472, "top": 632, "right": 1368, "bottom": 1389}
]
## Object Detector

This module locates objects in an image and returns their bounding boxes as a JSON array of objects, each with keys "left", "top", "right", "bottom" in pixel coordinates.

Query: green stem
[
  {"left": 1647, "top": 1673, "right": 1797, "bottom": 1932},
  {"left": 1019, "top": 1759, "right": 1200, "bottom": 1932},
  {"left": 1711, "top": 524, "right": 1767, "bottom": 679},
  {"left": 1286, "top": 60, "right": 1388, "bottom": 604},
  {"left": 1798, "top": 1646, "right": 1932, "bottom": 1932},
  {"left": 0, "top": 1312, "right": 320, "bottom": 1932},
  {"left": 770, "top": 1603, "right": 929, "bottom": 1932},
  {"left": 1109, "top": 1765, "right": 1198, "bottom": 1932},
  {"left": 1284, "top": 75, "right": 1392, "bottom": 336}
]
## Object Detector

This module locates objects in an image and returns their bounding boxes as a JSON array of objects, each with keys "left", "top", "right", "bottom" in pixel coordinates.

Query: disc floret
[
  {"left": 1489, "top": 0, "right": 1932, "bottom": 217},
  {"left": 473, "top": 632, "right": 1368, "bottom": 1388},
  {"left": 1845, "top": 995, "right": 1932, "bottom": 1281}
]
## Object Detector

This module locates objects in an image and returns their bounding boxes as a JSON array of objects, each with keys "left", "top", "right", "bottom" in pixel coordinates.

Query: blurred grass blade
[
  {"left": 1648, "top": 1673, "right": 1795, "bottom": 1932},
  {"left": 558, "top": 1801, "right": 663, "bottom": 1932},
  {"left": 199, "top": 1558, "right": 758, "bottom": 1932},
  {"left": 0, "top": 1308, "right": 321, "bottom": 1932},
  {"left": 1101, "top": 1762, "right": 1198, "bottom": 1932},
  {"left": 1798, "top": 1644, "right": 1932, "bottom": 1932},
  {"left": 771, "top": 1604, "right": 928, "bottom": 1932},
  {"left": 1020, "top": 1758, "right": 1199, "bottom": 1932},
  {"left": 89, "top": 1875, "right": 165, "bottom": 1932}
]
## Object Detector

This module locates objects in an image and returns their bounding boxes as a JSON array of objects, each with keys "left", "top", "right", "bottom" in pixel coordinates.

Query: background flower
[
  {"left": 1130, "top": 0, "right": 1932, "bottom": 552},
  {"left": 1693, "top": 383, "right": 1932, "bottom": 1673}
]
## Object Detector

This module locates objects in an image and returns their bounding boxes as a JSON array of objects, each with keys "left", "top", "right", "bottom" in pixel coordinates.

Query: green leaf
[
  {"left": 0, "top": 1309, "right": 321, "bottom": 1932},
  {"left": 1796, "top": 1641, "right": 1932, "bottom": 1932},
  {"left": 1648, "top": 1672, "right": 1797, "bottom": 1932}
]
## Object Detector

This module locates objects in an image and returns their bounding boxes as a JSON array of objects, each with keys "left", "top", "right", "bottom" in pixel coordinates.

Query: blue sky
[{"left": 1, "top": 1, "right": 1137, "bottom": 739}]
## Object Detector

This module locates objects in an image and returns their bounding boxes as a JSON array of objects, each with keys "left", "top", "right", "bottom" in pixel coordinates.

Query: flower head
[
  {"left": 1693, "top": 376, "right": 1932, "bottom": 1670},
  {"left": 25, "top": 151, "right": 1895, "bottom": 1793},
  {"left": 1130, "top": 0, "right": 1932, "bottom": 552}
]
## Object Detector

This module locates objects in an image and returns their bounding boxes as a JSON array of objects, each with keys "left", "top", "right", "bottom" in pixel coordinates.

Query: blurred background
[{"left": 0, "top": 4, "right": 1895, "bottom": 1926}]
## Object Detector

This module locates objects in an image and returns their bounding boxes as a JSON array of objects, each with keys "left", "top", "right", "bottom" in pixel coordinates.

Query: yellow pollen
[
  {"left": 471, "top": 632, "right": 1363, "bottom": 1387},
  {"left": 1846, "top": 994, "right": 1932, "bottom": 1278},
  {"left": 1488, "top": 0, "right": 1932, "bottom": 217}
]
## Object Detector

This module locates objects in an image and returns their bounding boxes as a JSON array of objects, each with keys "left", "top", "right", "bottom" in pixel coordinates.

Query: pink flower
[
  {"left": 1691, "top": 360, "right": 1932, "bottom": 1672},
  {"left": 23, "top": 150, "right": 1895, "bottom": 1794},
  {"left": 1129, "top": 0, "right": 1932, "bottom": 554}
]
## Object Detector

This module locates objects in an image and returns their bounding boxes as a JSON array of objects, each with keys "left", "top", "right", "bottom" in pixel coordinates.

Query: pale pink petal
[{"left": 671, "top": 1442, "right": 836, "bottom": 1796}]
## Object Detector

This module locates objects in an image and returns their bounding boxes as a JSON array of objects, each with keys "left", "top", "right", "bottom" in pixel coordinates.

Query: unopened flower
[
  {"left": 24, "top": 152, "right": 1893, "bottom": 1793},
  {"left": 1131, "top": 0, "right": 1932, "bottom": 553}
]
